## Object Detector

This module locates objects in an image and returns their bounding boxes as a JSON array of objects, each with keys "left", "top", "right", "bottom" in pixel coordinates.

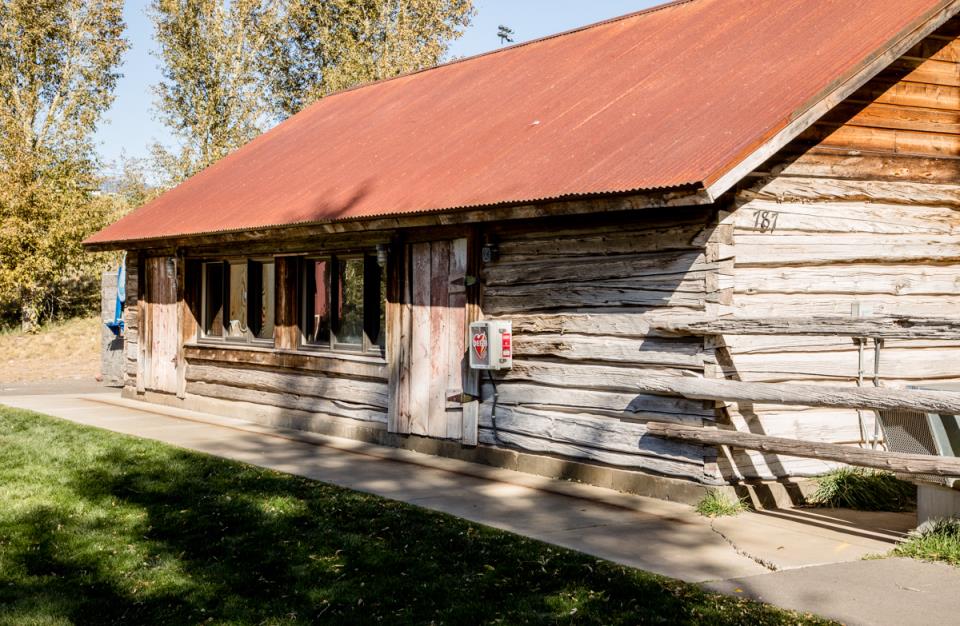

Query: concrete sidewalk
[
  {"left": 706, "top": 558, "right": 960, "bottom": 626},
  {"left": 3, "top": 390, "right": 959, "bottom": 625}
]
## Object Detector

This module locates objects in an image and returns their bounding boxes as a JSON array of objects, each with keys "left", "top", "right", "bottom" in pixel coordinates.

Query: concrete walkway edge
[{"left": 86, "top": 394, "right": 705, "bottom": 521}]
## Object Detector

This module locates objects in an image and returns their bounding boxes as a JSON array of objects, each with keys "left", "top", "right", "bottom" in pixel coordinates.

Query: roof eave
[
  {"left": 82, "top": 184, "right": 713, "bottom": 252},
  {"left": 703, "top": 0, "right": 960, "bottom": 200}
]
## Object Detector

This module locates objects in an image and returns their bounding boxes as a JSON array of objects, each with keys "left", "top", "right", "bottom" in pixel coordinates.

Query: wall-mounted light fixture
[
  {"left": 481, "top": 242, "right": 499, "bottom": 263},
  {"left": 376, "top": 243, "right": 389, "bottom": 267}
]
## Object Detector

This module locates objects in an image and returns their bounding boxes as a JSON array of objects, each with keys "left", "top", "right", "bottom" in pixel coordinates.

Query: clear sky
[{"left": 94, "top": 1, "right": 660, "bottom": 173}]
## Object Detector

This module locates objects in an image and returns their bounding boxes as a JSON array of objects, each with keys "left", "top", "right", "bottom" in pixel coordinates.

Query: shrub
[{"left": 809, "top": 468, "right": 915, "bottom": 511}]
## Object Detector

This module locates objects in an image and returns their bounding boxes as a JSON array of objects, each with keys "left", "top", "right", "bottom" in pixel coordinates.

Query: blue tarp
[{"left": 105, "top": 254, "right": 126, "bottom": 336}]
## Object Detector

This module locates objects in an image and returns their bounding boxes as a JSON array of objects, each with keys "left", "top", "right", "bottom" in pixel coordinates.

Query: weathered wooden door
[
  {"left": 393, "top": 238, "right": 475, "bottom": 439},
  {"left": 138, "top": 256, "right": 180, "bottom": 394}
]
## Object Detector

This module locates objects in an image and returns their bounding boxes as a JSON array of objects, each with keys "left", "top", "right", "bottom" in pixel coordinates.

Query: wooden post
[
  {"left": 179, "top": 259, "right": 202, "bottom": 399},
  {"left": 275, "top": 257, "right": 300, "bottom": 351},
  {"left": 462, "top": 226, "right": 482, "bottom": 446},
  {"left": 387, "top": 237, "right": 411, "bottom": 434},
  {"left": 646, "top": 422, "right": 960, "bottom": 477}
]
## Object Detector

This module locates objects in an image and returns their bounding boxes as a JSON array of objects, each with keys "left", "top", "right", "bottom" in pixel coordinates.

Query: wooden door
[
  {"left": 394, "top": 238, "right": 472, "bottom": 439},
  {"left": 138, "top": 256, "right": 180, "bottom": 394}
]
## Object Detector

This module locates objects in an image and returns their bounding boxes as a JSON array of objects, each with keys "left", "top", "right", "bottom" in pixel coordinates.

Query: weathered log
[
  {"left": 760, "top": 150, "right": 960, "bottom": 185},
  {"left": 742, "top": 176, "right": 960, "bottom": 208},
  {"left": 484, "top": 286, "right": 704, "bottom": 313},
  {"left": 733, "top": 200, "right": 959, "bottom": 236},
  {"left": 495, "top": 223, "right": 709, "bottom": 260},
  {"left": 478, "top": 404, "right": 703, "bottom": 461},
  {"left": 717, "top": 348, "right": 960, "bottom": 382},
  {"left": 734, "top": 265, "right": 960, "bottom": 297},
  {"left": 186, "top": 381, "right": 387, "bottom": 423},
  {"left": 636, "top": 374, "right": 960, "bottom": 414},
  {"left": 478, "top": 428, "right": 706, "bottom": 479},
  {"left": 808, "top": 124, "right": 960, "bottom": 160},
  {"left": 484, "top": 251, "right": 709, "bottom": 286},
  {"left": 506, "top": 359, "right": 696, "bottom": 393},
  {"left": 184, "top": 345, "right": 388, "bottom": 380},
  {"left": 186, "top": 362, "right": 390, "bottom": 408},
  {"left": 654, "top": 315, "right": 960, "bottom": 340},
  {"left": 725, "top": 235, "right": 960, "bottom": 266},
  {"left": 512, "top": 333, "right": 704, "bottom": 367},
  {"left": 645, "top": 422, "right": 960, "bottom": 477},
  {"left": 480, "top": 382, "right": 715, "bottom": 419},
  {"left": 728, "top": 295, "right": 960, "bottom": 322}
]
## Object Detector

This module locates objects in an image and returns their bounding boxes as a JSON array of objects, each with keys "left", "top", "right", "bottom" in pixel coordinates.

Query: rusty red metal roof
[{"left": 87, "top": 0, "right": 958, "bottom": 246}]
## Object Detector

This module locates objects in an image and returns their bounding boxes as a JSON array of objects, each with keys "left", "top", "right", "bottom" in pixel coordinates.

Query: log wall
[
  {"left": 478, "top": 209, "right": 720, "bottom": 481},
  {"left": 720, "top": 19, "right": 960, "bottom": 479},
  {"left": 182, "top": 348, "right": 390, "bottom": 426},
  {"left": 124, "top": 210, "right": 721, "bottom": 483}
]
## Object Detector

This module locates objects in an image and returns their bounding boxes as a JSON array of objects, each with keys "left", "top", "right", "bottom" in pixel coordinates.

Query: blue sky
[{"left": 95, "top": 1, "right": 659, "bottom": 173}]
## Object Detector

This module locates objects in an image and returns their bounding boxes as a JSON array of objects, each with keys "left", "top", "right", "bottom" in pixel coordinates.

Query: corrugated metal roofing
[{"left": 87, "top": 0, "right": 957, "bottom": 246}]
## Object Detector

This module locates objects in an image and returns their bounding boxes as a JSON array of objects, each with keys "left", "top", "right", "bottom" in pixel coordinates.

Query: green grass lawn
[{"left": 0, "top": 407, "right": 832, "bottom": 625}]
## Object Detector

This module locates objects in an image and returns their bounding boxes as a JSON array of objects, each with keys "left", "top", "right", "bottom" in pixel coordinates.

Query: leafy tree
[
  {"left": 103, "top": 153, "right": 164, "bottom": 218},
  {"left": 149, "top": 0, "right": 274, "bottom": 184},
  {"left": 262, "top": 0, "right": 475, "bottom": 119},
  {"left": 151, "top": 0, "right": 473, "bottom": 183},
  {"left": 0, "top": 0, "right": 127, "bottom": 330}
]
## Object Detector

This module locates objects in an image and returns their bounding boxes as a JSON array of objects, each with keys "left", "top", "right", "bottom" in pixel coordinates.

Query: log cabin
[{"left": 85, "top": 0, "right": 960, "bottom": 504}]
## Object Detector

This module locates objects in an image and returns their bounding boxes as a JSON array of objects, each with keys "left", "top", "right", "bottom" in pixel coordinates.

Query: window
[
  {"left": 200, "top": 258, "right": 275, "bottom": 344},
  {"left": 304, "top": 259, "right": 331, "bottom": 345},
  {"left": 202, "top": 262, "right": 224, "bottom": 338},
  {"left": 336, "top": 257, "right": 365, "bottom": 347},
  {"left": 226, "top": 261, "right": 248, "bottom": 339},
  {"left": 248, "top": 259, "right": 275, "bottom": 340},
  {"left": 302, "top": 254, "right": 385, "bottom": 354}
]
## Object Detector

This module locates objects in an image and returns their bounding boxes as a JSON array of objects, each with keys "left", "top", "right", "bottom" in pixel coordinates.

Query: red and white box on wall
[{"left": 468, "top": 320, "right": 513, "bottom": 370}]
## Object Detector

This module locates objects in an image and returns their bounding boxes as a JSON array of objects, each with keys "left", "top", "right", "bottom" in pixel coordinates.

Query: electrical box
[{"left": 469, "top": 320, "right": 513, "bottom": 370}]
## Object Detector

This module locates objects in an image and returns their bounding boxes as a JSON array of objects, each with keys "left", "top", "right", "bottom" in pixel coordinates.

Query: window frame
[
  {"left": 200, "top": 260, "right": 226, "bottom": 341},
  {"left": 300, "top": 253, "right": 386, "bottom": 357},
  {"left": 245, "top": 257, "right": 277, "bottom": 346},
  {"left": 197, "top": 256, "right": 277, "bottom": 347}
]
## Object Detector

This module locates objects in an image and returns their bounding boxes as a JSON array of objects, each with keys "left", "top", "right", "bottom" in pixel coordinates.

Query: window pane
[
  {"left": 378, "top": 266, "right": 386, "bottom": 349},
  {"left": 364, "top": 256, "right": 386, "bottom": 351},
  {"left": 305, "top": 260, "right": 330, "bottom": 345},
  {"left": 249, "top": 260, "right": 275, "bottom": 340},
  {"left": 203, "top": 263, "right": 223, "bottom": 337},
  {"left": 335, "top": 258, "right": 364, "bottom": 346},
  {"left": 227, "top": 262, "right": 248, "bottom": 339}
]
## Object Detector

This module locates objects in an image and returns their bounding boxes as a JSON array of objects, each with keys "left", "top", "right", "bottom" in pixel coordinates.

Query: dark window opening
[
  {"left": 202, "top": 262, "right": 224, "bottom": 337},
  {"left": 304, "top": 259, "right": 331, "bottom": 345},
  {"left": 302, "top": 254, "right": 385, "bottom": 354},
  {"left": 248, "top": 259, "right": 275, "bottom": 341}
]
